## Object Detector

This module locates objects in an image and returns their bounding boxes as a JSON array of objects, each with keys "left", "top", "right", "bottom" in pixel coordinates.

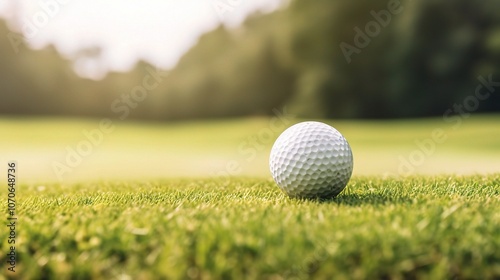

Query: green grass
[
  {"left": 1, "top": 114, "right": 500, "bottom": 182},
  {"left": 1, "top": 116, "right": 499, "bottom": 278},
  {"left": 2, "top": 175, "right": 500, "bottom": 279}
]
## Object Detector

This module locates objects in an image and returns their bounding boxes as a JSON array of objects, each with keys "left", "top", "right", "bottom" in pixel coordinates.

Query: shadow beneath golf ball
[{"left": 296, "top": 193, "right": 412, "bottom": 206}]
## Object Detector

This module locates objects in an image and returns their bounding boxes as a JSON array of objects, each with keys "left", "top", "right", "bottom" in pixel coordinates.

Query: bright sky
[{"left": 0, "top": 0, "right": 283, "bottom": 78}]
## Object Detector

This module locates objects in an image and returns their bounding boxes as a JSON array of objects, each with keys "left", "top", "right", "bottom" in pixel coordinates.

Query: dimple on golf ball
[{"left": 269, "top": 121, "right": 353, "bottom": 198}]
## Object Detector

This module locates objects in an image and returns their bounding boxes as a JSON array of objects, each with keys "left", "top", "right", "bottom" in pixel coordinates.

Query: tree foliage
[{"left": 1, "top": 0, "right": 499, "bottom": 119}]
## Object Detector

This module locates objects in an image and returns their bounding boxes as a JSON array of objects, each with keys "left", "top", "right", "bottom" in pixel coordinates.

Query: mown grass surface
[
  {"left": 1, "top": 114, "right": 500, "bottom": 182},
  {"left": 2, "top": 175, "right": 499, "bottom": 279}
]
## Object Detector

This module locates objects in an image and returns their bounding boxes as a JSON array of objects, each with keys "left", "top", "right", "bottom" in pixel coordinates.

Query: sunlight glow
[{"left": 0, "top": 0, "right": 284, "bottom": 77}]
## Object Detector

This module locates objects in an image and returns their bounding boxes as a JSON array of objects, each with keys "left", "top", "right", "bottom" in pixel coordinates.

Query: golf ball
[{"left": 269, "top": 121, "right": 353, "bottom": 198}]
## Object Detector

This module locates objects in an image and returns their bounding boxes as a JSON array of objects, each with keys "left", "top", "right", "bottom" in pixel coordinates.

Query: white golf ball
[{"left": 269, "top": 121, "right": 353, "bottom": 198}]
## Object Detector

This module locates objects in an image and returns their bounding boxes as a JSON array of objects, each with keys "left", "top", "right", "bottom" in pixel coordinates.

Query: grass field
[
  {"left": 1, "top": 115, "right": 500, "bottom": 279},
  {"left": 2, "top": 176, "right": 500, "bottom": 279},
  {"left": 1, "top": 114, "right": 500, "bottom": 182}
]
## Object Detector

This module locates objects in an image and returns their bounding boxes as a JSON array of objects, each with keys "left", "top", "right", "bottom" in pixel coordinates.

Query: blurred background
[{"left": 0, "top": 0, "right": 499, "bottom": 182}]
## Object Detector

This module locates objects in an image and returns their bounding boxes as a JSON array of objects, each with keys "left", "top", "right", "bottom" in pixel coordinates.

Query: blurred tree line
[{"left": 1, "top": 0, "right": 499, "bottom": 120}]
